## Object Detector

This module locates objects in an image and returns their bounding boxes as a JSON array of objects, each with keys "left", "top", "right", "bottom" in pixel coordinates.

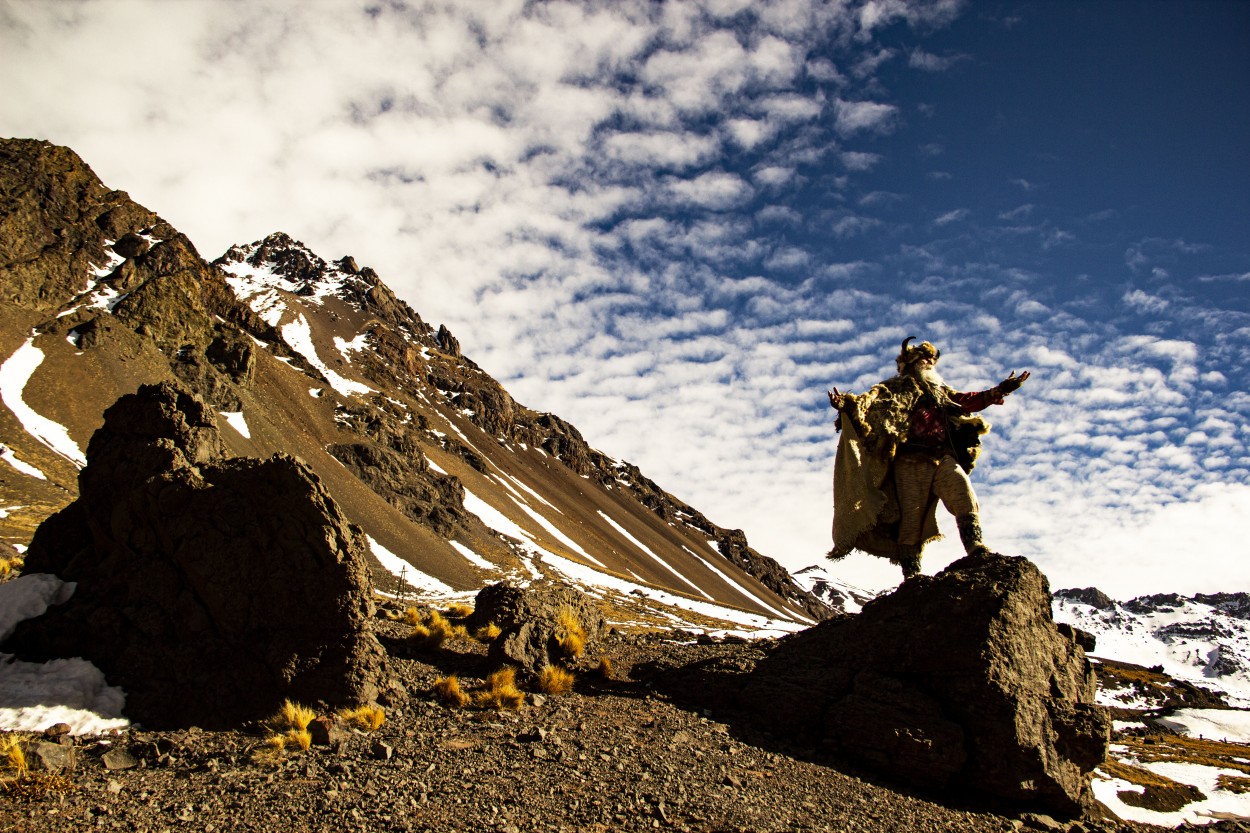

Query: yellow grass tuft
[
  {"left": 433, "top": 675, "right": 471, "bottom": 708},
  {"left": 474, "top": 622, "right": 502, "bottom": 642},
  {"left": 276, "top": 699, "right": 316, "bottom": 732},
  {"left": 555, "top": 606, "right": 586, "bottom": 659},
  {"left": 0, "top": 734, "right": 29, "bottom": 776},
  {"left": 444, "top": 602, "right": 474, "bottom": 619},
  {"left": 0, "top": 555, "right": 23, "bottom": 577},
  {"left": 452, "top": 624, "right": 469, "bottom": 639},
  {"left": 409, "top": 609, "right": 455, "bottom": 649},
  {"left": 595, "top": 657, "right": 614, "bottom": 680},
  {"left": 473, "top": 667, "right": 525, "bottom": 710},
  {"left": 402, "top": 606, "right": 424, "bottom": 626},
  {"left": 537, "top": 665, "right": 575, "bottom": 695},
  {"left": 265, "top": 733, "right": 288, "bottom": 751},
  {"left": 286, "top": 728, "right": 313, "bottom": 750},
  {"left": 338, "top": 704, "right": 386, "bottom": 732}
]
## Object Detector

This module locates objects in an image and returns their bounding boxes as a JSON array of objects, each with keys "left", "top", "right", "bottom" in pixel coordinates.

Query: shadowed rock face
[
  {"left": 6, "top": 382, "right": 398, "bottom": 729},
  {"left": 738, "top": 554, "right": 1110, "bottom": 817}
]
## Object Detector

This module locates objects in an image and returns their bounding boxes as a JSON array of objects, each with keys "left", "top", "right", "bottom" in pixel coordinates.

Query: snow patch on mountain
[
  {"left": 0, "top": 443, "right": 46, "bottom": 480},
  {"left": 280, "top": 315, "right": 373, "bottom": 397},
  {"left": 538, "top": 549, "right": 805, "bottom": 639},
  {"left": 596, "top": 510, "right": 710, "bottom": 600},
  {"left": 1156, "top": 708, "right": 1250, "bottom": 743},
  {"left": 368, "top": 535, "right": 454, "bottom": 596},
  {"left": 1053, "top": 590, "right": 1250, "bottom": 707},
  {"left": 682, "top": 545, "right": 802, "bottom": 623},
  {"left": 0, "top": 336, "right": 87, "bottom": 467},
  {"left": 219, "top": 411, "right": 251, "bottom": 439}
]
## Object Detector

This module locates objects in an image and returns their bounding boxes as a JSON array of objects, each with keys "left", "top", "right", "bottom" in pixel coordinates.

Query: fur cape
[{"left": 830, "top": 374, "right": 990, "bottom": 564}]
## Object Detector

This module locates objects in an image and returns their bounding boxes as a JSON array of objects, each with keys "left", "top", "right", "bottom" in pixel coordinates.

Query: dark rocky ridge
[
  {"left": 216, "top": 228, "right": 830, "bottom": 620},
  {"left": 1, "top": 136, "right": 823, "bottom": 624},
  {"left": 6, "top": 382, "right": 398, "bottom": 729}
]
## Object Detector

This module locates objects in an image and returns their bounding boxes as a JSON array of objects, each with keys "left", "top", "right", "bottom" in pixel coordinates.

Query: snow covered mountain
[
  {"left": 790, "top": 562, "right": 879, "bottom": 614},
  {"left": 0, "top": 138, "right": 827, "bottom": 632},
  {"left": 1053, "top": 587, "right": 1250, "bottom": 706}
]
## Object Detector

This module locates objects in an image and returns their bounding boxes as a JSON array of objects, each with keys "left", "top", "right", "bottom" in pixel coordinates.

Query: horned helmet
[{"left": 895, "top": 336, "right": 940, "bottom": 373}]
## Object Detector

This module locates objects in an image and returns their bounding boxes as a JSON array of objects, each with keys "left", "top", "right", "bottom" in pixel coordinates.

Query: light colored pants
[{"left": 894, "top": 452, "right": 978, "bottom": 546}]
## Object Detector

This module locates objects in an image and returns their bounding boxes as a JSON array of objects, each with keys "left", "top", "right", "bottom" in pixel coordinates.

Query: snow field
[{"left": 0, "top": 574, "right": 129, "bottom": 736}]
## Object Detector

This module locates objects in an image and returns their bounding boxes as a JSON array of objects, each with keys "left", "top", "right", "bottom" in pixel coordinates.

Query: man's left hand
[{"left": 999, "top": 370, "right": 1030, "bottom": 394}]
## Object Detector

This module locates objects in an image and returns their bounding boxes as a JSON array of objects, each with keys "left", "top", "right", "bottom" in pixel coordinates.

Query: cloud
[
  {"left": 831, "top": 214, "right": 884, "bottom": 238},
  {"left": 5, "top": 0, "right": 1246, "bottom": 604},
  {"left": 833, "top": 98, "right": 899, "bottom": 136},
  {"left": 908, "top": 49, "right": 965, "bottom": 71},
  {"left": 666, "top": 171, "right": 754, "bottom": 210},
  {"left": 603, "top": 130, "right": 720, "bottom": 168},
  {"left": 933, "top": 208, "right": 970, "bottom": 226},
  {"left": 1123, "top": 288, "right": 1170, "bottom": 314},
  {"left": 840, "top": 150, "right": 882, "bottom": 171},
  {"left": 998, "top": 203, "right": 1033, "bottom": 221}
]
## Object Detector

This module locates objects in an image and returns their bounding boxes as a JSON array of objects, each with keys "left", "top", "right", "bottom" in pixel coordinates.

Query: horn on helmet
[{"left": 901, "top": 336, "right": 916, "bottom": 352}]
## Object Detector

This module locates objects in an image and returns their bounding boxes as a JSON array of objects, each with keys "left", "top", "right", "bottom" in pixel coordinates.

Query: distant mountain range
[
  {"left": 1053, "top": 587, "right": 1250, "bottom": 707},
  {"left": 0, "top": 138, "right": 829, "bottom": 628}
]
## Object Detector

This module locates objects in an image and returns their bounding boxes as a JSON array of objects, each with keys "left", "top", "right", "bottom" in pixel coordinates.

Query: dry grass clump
[
  {"left": 338, "top": 704, "right": 385, "bottom": 732},
  {"left": 444, "top": 602, "right": 474, "bottom": 619},
  {"left": 410, "top": 609, "right": 456, "bottom": 649},
  {"left": 0, "top": 733, "right": 75, "bottom": 799},
  {"left": 555, "top": 606, "right": 586, "bottom": 659},
  {"left": 1, "top": 734, "right": 29, "bottom": 776},
  {"left": 474, "top": 622, "right": 502, "bottom": 642},
  {"left": 433, "top": 675, "right": 471, "bottom": 708},
  {"left": 595, "top": 657, "right": 614, "bottom": 680},
  {"left": 275, "top": 699, "right": 315, "bottom": 732},
  {"left": 0, "top": 554, "right": 23, "bottom": 578},
  {"left": 472, "top": 668, "right": 525, "bottom": 711},
  {"left": 537, "top": 665, "right": 575, "bottom": 695},
  {"left": 256, "top": 699, "right": 316, "bottom": 760}
]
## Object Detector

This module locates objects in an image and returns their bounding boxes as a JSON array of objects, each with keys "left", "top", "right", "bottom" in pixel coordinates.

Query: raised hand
[{"left": 998, "top": 370, "right": 1030, "bottom": 394}]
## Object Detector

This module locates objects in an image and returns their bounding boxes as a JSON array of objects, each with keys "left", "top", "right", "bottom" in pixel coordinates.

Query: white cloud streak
[{"left": 2, "top": 0, "right": 1246, "bottom": 601}]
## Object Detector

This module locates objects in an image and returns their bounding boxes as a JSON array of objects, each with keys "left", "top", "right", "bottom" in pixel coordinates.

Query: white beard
[{"left": 908, "top": 365, "right": 945, "bottom": 387}]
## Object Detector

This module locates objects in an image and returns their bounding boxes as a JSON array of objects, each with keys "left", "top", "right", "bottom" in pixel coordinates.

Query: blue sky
[{"left": 3, "top": 0, "right": 1248, "bottom": 596}]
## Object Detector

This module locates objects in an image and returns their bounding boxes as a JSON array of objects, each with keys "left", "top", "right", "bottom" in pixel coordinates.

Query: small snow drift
[
  {"left": 738, "top": 554, "right": 1110, "bottom": 817},
  {"left": 3, "top": 382, "right": 399, "bottom": 729}
]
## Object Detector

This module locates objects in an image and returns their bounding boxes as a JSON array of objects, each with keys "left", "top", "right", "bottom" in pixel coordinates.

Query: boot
[
  {"left": 956, "top": 512, "right": 992, "bottom": 557},
  {"left": 897, "top": 545, "right": 922, "bottom": 579}
]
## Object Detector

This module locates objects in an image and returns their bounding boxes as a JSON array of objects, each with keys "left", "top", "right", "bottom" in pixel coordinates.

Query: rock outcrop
[
  {"left": 736, "top": 554, "right": 1110, "bottom": 817},
  {"left": 5, "top": 382, "right": 398, "bottom": 729},
  {"left": 469, "top": 583, "right": 608, "bottom": 676}
]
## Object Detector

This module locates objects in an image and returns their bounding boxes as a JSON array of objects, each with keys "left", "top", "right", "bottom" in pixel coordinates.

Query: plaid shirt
[{"left": 907, "top": 387, "right": 1004, "bottom": 449}]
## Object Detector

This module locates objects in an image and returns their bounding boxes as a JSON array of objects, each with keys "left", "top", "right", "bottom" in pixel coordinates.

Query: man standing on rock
[{"left": 826, "top": 337, "right": 1028, "bottom": 579}]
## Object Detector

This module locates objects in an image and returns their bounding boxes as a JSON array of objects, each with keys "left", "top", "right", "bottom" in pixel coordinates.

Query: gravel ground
[{"left": 0, "top": 618, "right": 1225, "bottom": 833}]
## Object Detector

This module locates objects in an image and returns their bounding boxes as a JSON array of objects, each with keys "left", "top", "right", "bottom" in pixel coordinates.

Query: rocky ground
[{"left": 0, "top": 611, "right": 1234, "bottom": 833}]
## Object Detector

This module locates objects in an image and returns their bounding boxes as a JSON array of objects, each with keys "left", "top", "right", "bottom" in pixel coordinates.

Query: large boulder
[
  {"left": 5, "top": 382, "right": 398, "bottom": 729},
  {"left": 470, "top": 583, "right": 607, "bottom": 677},
  {"left": 738, "top": 554, "right": 1110, "bottom": 817}
]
